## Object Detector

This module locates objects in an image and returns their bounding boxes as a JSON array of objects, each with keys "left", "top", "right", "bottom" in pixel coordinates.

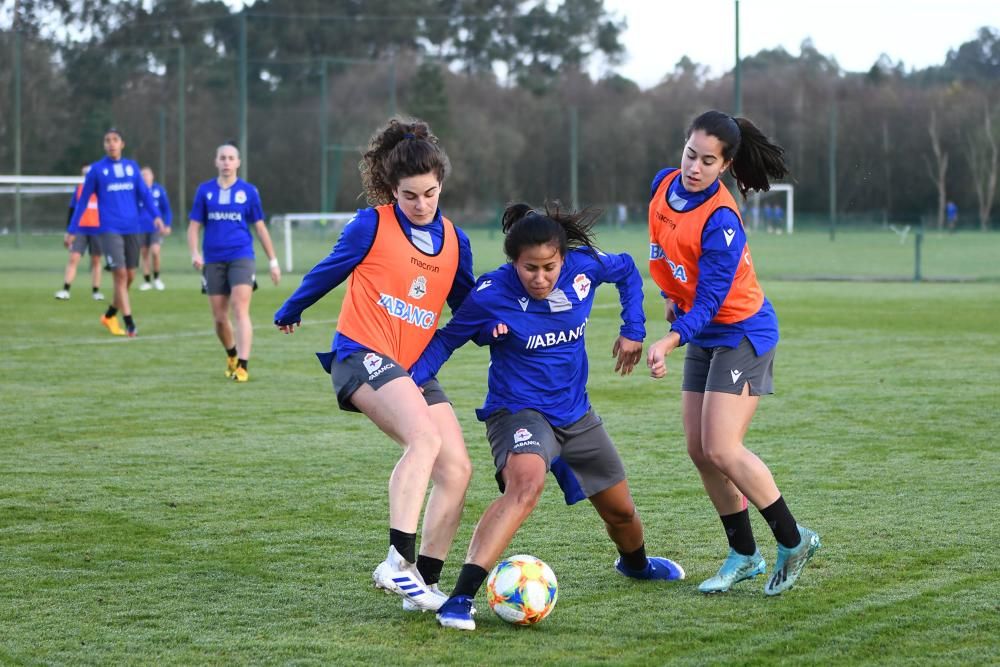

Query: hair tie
[{"left": 403, "top": 132, "right": 415, "bottom": 139}]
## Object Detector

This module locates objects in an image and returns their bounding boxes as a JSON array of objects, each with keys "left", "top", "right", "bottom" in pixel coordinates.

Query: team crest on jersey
[
  {"left": 513, "top": 428, "right": 533, "bottom": 444},
  {"left": 235, "top": 190, "right": 247, "bottom": 204},
  {"left": 363, "top": 353, "right": 383, "bottom": 374},
  {"left": 207, "top": 192, "right": 213, "bottom": 200},
  {"left": 572, "top": 273, "right": 591, "bottom": 300},
  {"left": 408, "top": 275, "right": 428, "bottom": 299},
  {"left": 154, "top": 190, "right": 160, "bottom": 199},
  {"left": 103, "top": 168, "right": 109, "bottom": 176},
  {"left": 125, "top": 164, "right": 134, "bottom": 177}
]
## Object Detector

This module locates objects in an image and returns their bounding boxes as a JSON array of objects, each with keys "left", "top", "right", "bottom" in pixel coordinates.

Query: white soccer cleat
[
  {"left": 372, "top": 545, "right": 440, "bottom": 611},
  {"left": 402, "top": 583, "right": 448, "bottom": 612},
  {"left": 54, "top": 289, "right": 70, "bottom": 300},
  {"left": 92, "top": 291, "right": 105, "bottom": 301},
  {"left": 154, "top": 278, "right": 166, "bottom": 290},
  {"left": 139, "top": 281, "right": 153, "bottom": 291}
]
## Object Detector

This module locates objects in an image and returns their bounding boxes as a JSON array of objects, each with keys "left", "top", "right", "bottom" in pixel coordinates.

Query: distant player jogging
[
  {"left": 646, "top": 110, "right": 820, "bottom": 596},
  {"left": 138, "top": 166, "right": 172, "bottom": 291},
  {"left": 56, "top": 163, "right": 104, "bottom": 301},
  {"left": 273, "top": 118, "right": 475, "bottom": 613},
  {"left": 188, "top": 142, "right": 280, "bottom": 383},
  {"left": 410, "top": 203, "right": 686, "bottom": 631},
  {"left": 66, "top": 128, "right": 165, "bottom": 337}
]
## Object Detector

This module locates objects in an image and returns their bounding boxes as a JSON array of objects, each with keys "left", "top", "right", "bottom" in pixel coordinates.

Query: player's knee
[
  {"left": 602, "top": 503, "right": 637, "bottom": 529},
  {"left": 406, "top": 429, "right": 443, "bottom": 461},
  {"left": 702, "top": 442, "right": 736, "bottom": 471},
  {"left": 503, "top": 472, "right": 545, "bottom": 510},
  {"left": 687, "top": 441, "right": 713, "bottom": 470}
]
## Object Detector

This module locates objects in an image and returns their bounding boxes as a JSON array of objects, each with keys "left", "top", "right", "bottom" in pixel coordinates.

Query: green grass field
[{"left": 2, "top": 229, "right": 999, "bottom": 665}]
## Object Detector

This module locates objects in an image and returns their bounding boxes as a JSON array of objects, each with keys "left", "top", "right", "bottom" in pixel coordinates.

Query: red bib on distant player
[
  {"left": 648, "top": 170, "right": 763, "bottom": 323},
  {"left": 336, "top": 204, "right": 458, "bottom": 369}
]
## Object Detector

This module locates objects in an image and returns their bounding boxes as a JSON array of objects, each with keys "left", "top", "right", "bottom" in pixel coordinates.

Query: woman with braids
[
  {"left": 410, "top": 203, "right": 686, "bottom": 631},
  {"left": 646, "top": 110, "right": 820, "bottom": 597},
  {"left": 273, "top": 118, "right": 475, "bottom": 612}
]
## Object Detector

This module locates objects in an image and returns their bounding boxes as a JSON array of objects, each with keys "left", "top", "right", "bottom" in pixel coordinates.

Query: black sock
[
  {"left": 759, "top": 496, "right": 801, "bottom": 548},
  {"left": 123, "top": 315, "right": 135, "bottom": 330},
  {"left": 450, "top": 563, "right": 489, "bottom": 599},
  {"left": 720, "top": 508, "right": 757, "bottom": 556},
  {"left": 105, "top": 306, "right": 118, "bottom": 318},
  {"left": 416, "top": 555, "right": 445, "bottom": 586},
  {"left": 238, "top": 358, "right": 248, "bottom": 370},
  {"left": 153, "top": 271, "right": 159, "bottom": 279},
  {"left": 63, "top": 282, "right": 70, "bottom": 291},
  {"left": 617, "top": 543, "right": 648, "bottom": 571},
  {"left": 389, "top": 529, "right": 416, "bottom": 564},
  {"left": 92, "top": 286, "right": 99, "bottom": 293},
  {"left": 144, "top": 274, "right": 151, "bottom": 283},
  {"left": 226, "top": 346, "right": 237, "bottom": 358}
]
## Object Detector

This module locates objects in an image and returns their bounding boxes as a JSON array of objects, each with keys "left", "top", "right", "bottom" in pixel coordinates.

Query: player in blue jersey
[
  {"left": 138, "top": 166, "right": 172, "bottom": 291},
  {"left": 646, "top": 110, "right": 820, "bottom": 597},
  {"left": 55, "top": 163, "right": 104, "bottom": 301},
  {"left": 66, "top": 128, "right": 165, "bottom": 337},
  {"left": 188, "top": 142, "right": 280, "bottom": 383},
  {"left": 411, "top": 203, "right": 686, "bottom": 631},
  {"left": 274, "top": 118, "right": 475, "bottom": 614}
]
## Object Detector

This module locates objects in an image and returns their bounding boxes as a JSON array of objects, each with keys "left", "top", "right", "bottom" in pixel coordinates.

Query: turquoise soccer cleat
[
  {"left": 764, "top": 525, "right": 821, "bottom": 596},
  {"left": 698, "top": 549, "right": 766, "bottom": 593}
]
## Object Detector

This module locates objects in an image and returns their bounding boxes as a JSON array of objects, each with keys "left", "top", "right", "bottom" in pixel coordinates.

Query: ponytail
[
  {"left": 359, "top": 117, "right": 451, "bottom": 206},
  {"left": 688, "top": 110, "right": 789, "bottom": 198},
  {"left": 501, "top": 202, "right": 601, "bottom": 262}
]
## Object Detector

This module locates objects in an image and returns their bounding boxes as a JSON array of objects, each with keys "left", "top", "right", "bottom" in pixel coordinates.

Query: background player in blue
[
  {"left": 138, "top": 166, "right": 172, "bottom": 291},
  {"left": 410, "top": 203, "right": 686, "bottom": 631},
  {"left": 188, "top": 142, "right": 280, "bottom": 383},
  {"left": 55, "top": 163, "right": 104, "bottom": 301},
  {"left": 66, "top": 128, "right": 164, "bottom": 337},
  {"left": 646, "top": 110, "right": 820, "bottom": 596},
  {"left": 274, "top": 118, "right": 476, "bottom": 614}
]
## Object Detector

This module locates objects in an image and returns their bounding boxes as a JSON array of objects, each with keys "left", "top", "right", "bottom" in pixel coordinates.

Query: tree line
[{"left": 2, "top": 0, "right": 998, "bottom": 230}]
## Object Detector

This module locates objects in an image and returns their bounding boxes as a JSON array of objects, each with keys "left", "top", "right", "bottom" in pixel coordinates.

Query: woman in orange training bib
[
  {"left": 646, "top": 110, "right": 820, "bottom": 597},
  {"left": 274, "top": 118, "right": 475, "bottom": 613}
]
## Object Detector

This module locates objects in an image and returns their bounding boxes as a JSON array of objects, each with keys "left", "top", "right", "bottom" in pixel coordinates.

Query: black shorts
[
  {"left": 329, "top": 349, "right": 450, "bottom": 413},
  {"left": 682, "top": 337, "right": 775, "bottom": 395},
  {"left": 484, "top": 408, "right": 626, "bottom": 499},
  {"left": 201, "top": 259, "right": 257, "bottom": 295}
]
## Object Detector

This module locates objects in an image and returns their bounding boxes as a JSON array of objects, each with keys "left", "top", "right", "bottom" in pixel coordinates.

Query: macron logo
[
  {"left": 477, "top": 280, "right": 492, "bottom": 292},
  {"left": 730, "top": 369, "right": 742, "bottom": 383},
  {"left": 723, "top": 228, "right": 736, "bottom": 246}
]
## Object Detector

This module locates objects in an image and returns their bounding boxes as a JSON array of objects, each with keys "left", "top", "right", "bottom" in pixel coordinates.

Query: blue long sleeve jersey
[
  {"left": 273, "top": 205, "right": 475, "bottom": 360},
  {"left": 68, "top": 156, "right": 160, "bottom": 235},
  {"left": 139, "top": 182, "right": 172, "bottom": 232},
  {"left": 651, "top": 168, "right": 778, "bottom": 354},
  {"left": 410, "top": 248, "right": 646, "bottom": 428}
]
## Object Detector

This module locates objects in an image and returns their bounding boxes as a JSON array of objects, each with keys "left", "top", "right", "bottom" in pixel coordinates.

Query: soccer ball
[{"left": 486, "top": 554, "right": 558, "bottom": 625}]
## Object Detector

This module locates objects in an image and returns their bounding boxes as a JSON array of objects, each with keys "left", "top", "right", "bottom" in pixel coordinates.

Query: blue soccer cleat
[
  {"left": 615, "top": 555, "right": 686, "bottom": 581},
  {"left": 436, "top": 595, "right": 476, "bottom": 631},
  {"left": 764, "top": 525, "right": 821, "bottom": 596},
  {"left": 698, "top": 549, "right": 767, "bottom": 593}
]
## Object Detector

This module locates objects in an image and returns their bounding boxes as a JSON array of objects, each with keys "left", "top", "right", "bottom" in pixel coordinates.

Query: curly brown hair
[{"left": 359, "top": 118, "right": 451, "bottom": 206}]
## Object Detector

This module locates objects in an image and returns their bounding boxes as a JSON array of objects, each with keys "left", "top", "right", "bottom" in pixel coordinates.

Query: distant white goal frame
[
  {"left": 0, "top": 174, "right": 82, "bottom": 195},
  {"left": 271, "top": 212, "right": 355, "bottom": 272},
  {"left": 746, "top": 183, "right": 795, "bottom": 234}
]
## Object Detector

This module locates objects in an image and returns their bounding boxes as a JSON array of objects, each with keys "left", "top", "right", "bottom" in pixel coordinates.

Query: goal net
[
  {"left": 0, "top": 175, "right": 83, "bottom": 237},
  {"left": 745, "top": 184, "right": 794, "bottom": 234},
  {"left": 270, "top": 212, "right": 356, "bottom": 272}
]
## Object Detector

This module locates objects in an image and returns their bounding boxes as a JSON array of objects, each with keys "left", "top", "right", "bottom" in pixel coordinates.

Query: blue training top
[
  {"left": 68, "top": 156, "right": 159, "bottom": 235},
  {"left": 189, "top": 178, "right": 265, "bottom": 263},
  {"left": 273, "top": 205, "right": 476, "bottom": 360},
  {"left": 139, "top": 182, "right": 172, "bottom": 233},
  {"left": 410, "top": 247, "right": 645, "bottom": 428},
  {"left": 651, "top": 168, "right": 778, "bottom": 354}
]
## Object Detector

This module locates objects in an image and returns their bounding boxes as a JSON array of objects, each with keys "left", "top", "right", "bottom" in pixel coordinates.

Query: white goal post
[
  {"left": 746, "top": 183, "right": 795, "bottom": 234},
  {"left": 0, "top": 174, "right": 82, "bottom": 194},
  {"left": 271, "top": 212, "right": 356, "bottom": 272}
]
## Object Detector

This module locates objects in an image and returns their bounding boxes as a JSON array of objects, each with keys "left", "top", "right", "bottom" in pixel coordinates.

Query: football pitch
[{"left": 2, "top": 229, "right": 998, "bottom": 665}]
